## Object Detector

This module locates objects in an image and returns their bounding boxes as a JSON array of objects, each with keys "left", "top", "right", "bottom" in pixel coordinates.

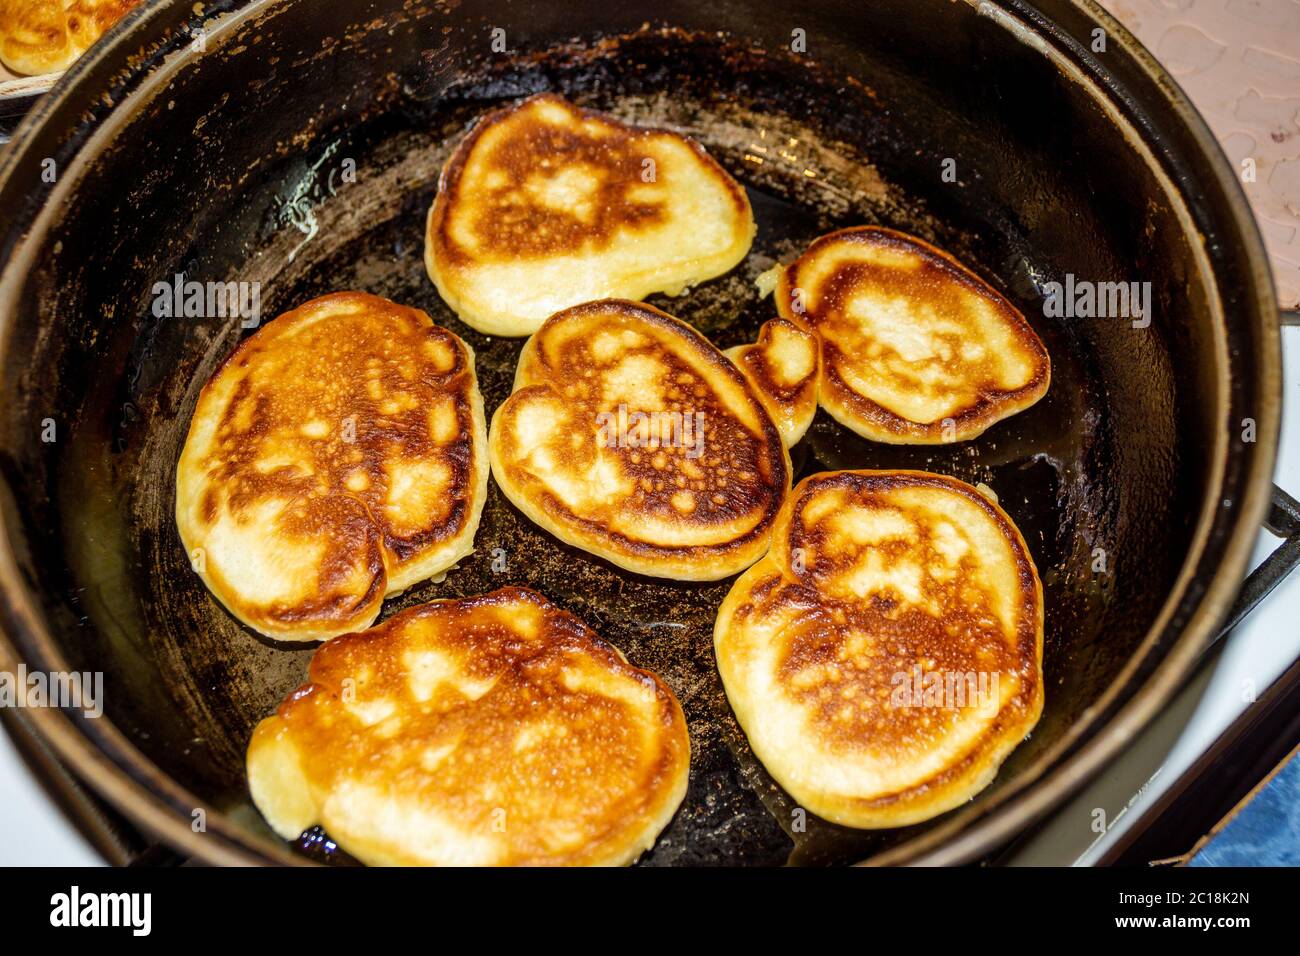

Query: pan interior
[{"left": 1, "top": 6, "right": 1212, "bottom": 865}]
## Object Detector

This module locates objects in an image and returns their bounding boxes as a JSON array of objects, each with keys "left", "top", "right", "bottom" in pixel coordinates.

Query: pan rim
[{"left": 0, "top": 0, "right": 1281, "bottom": 867}]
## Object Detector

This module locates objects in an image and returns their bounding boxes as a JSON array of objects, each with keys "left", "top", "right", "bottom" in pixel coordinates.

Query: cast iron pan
[{"left": 0, "top": 0, "right": 1280, "bottom": 865}]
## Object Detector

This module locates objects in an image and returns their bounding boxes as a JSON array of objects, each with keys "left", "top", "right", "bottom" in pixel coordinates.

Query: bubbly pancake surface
[
  {"left": 246, "top": 587, "right": 690, "bottom": 866},
  {"left": 176, "top": 292, "right": 488, "bottom": 642},
  {"left": 0, "top": 0, "right": 139, "bottom": 75},
  {"left": 426, "top": 93, "right": 756, "bottom": 336},
  {"left": 775, "top": 227, "right": 1050, "bottom": 443},
  {"left": 715, "top": 469, "right": 1043, "bottom": 828},
  {"left": 489, "top": 299, "right": 791, "bottom": 580}
]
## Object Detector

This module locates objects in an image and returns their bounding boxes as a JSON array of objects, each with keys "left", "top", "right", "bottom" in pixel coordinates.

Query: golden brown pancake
[
  {"left": 714, "top": 469, "right": 1043, "bottom": 828},
  {"left": 489, "top": 299, "right": 792, "bottom": 580},
  {"left": 247, "top": 587, "right": 690, "bottom": 866},
  {"left": 774, "top": 227, "right": 1050, "bottom": 443},
  {"left": 426, "top": 93, "right": 756, "bottom": 336},
  {"left": 724, "top": 318, "right": 819, "bottom": 447},
  {"left": 0, "top": 0, "right": 139, "bottom": 76},
  {"left": 176, "top": 292, "right": 489, "bottom": 643}
]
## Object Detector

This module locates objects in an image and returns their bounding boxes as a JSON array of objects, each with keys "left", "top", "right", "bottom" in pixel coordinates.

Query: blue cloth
[{"left": 1188, "top": 751, "right": 1300, "bottom": 866}]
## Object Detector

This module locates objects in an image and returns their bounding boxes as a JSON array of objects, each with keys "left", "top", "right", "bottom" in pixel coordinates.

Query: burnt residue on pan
[{"left": 51, "top": 28, "right": 1117, "bottom": 865}]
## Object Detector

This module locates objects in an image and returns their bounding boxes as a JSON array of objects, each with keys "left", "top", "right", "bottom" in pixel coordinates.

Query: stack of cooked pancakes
[
  {"left": 714, "top": 470, "right": 1044, "bottom": 828},
  {"left": 247, "top": 587, "right": 690, "bottom": 866},
  {"left": 774, "top": 227, "right": 1050, "bottom": 443},
  {"left": 176, "top": 292, "right": 488, "bottom": 642},
  {"left": 0, "top": 0, "right": 139, "bottom": 75},
  {"left": 425, "top": 93, "right": 756, "bottom": 336},
  {"left": 489, "top": 299, "right": 792, "bottom": 580}
]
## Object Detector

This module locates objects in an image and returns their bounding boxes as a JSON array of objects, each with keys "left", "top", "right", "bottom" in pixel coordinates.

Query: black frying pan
[{"left": 0, "top": 0, "right": 1280, "bottom": 865}]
